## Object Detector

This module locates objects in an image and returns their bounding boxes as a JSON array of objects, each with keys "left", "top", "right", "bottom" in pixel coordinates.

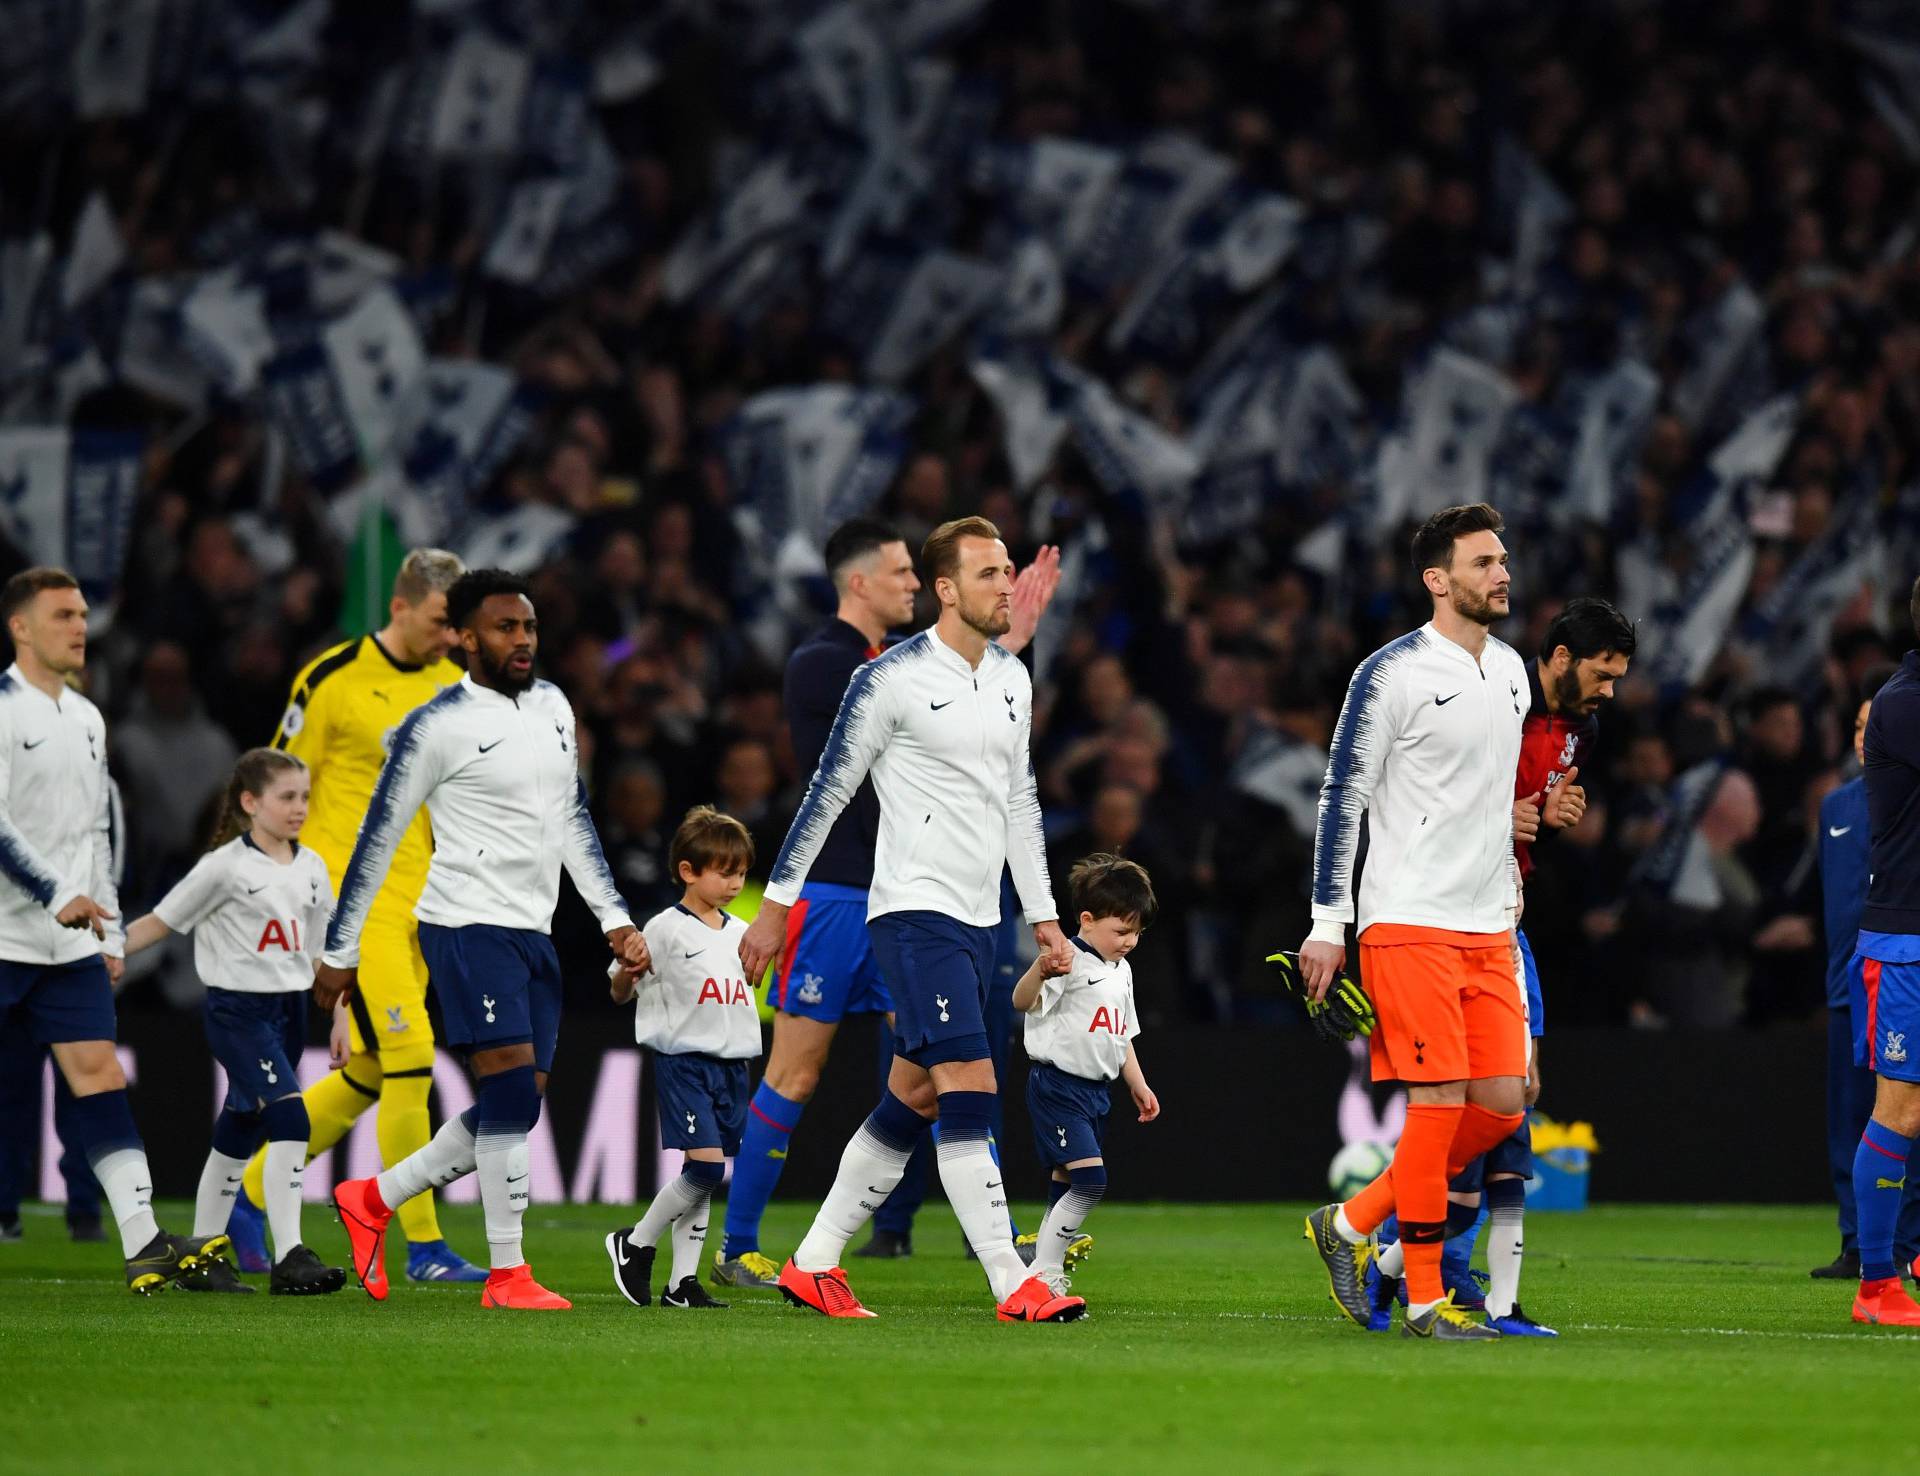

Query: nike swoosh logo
[
  {"left": 506, "top": 1172, "right": 528, "bottom": 1184},
  {"left": 1435, "top": 693, "right": 1459, "bottom": 706},
  {"left": 224, "top": 1176, "right": 242, "bottom": 1183},
  {"left": 931, "top": 700, "right": 954, "bottom": 710},
  {"left": 1830, "top": 826, "right": 1852, "bottom": 837},
  {"left": 246, "top": 885, "right": 266, "bottom": 895},
  {"left": 22, "top": 738, "right": 44, "bottom": 749},
  {"left": 370, "top": 690, "right": 389, "bottom": 702},
  {"left": 986, "top": 1181, "right": 1002, "bottom": 1189},
  {"left": 867, "top": 1185, "right": 888, "bottom": 1194},
  {"left": 479, "top": 739, "right": 504, "bottom": 753},
  {"left": 684, "top": 949, "right": 704, "bottom": 959},
  {"left": 614, "top": 1239, "right": 630, "bottom": 1266}
]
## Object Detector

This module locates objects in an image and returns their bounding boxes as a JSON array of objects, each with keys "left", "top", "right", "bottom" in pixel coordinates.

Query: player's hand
[
  {"left": 314, "top": 963, "right": 356, "bottom": 1011},
  {"left": 1033, "top": 919, "right": 1072, "bottom": 976},
  {"left": 998, "top": 544, "right": 1063, "bottom": 657},
  {"left": 739, "top": 903, "right": 789, "bottom": 983},
  {"left": 1526, "top": 1043, "right": 1542, "bottom": 1108},
  {"left": 1132, "top": 1084, "right": 1160, "bottom": 1122},
  {"left": 1543, "top": 767, "right": 1584, "bottom": 829},
  {"left": 608, "top": 925, "right": 648, "bottom": 971},
  {"left": 1512, "top": 793, "right": 1542, "bottom": 846},
  {"left": 329, "top": 1006, "right": 351, "bottom": 1069},
  {"left": 1296, "top": 938, "right": 1344, "bottom": 1004},
  {"left": 55, "top": 894, "right": 116, "bottom": 938},
  {"left": 103, "top": 954, "right": 124, "bottom": 988},
  {"left": 609, "top": 965, "right": 637, "bottom": 1005}
]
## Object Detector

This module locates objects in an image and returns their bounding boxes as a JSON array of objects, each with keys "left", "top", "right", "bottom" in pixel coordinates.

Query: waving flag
[
  {"left": 1379, "top": 349, "right": 1518, "bottom": 524},
  {"left": 970, "top": 343, "right": 1068, "bottom": 489},
  {"left": 662, "top": 157, "right": 812, "bottom": 304},
  {"left": 0, "top": 426, "right": 143, "bottom": 613},
  {"left": 865, "top": 249, "right": 1000, "bottom": 382},
  {"left": 1568, "top": 360, "right": 1660, "bottom": 523},
  {"left": 723, "top": 385, "right": 917, "bottom": 550},
  {"left": 1053, "top": 360, "right": 1199, "bottom": 507},
  {"left": 1670, "top": 279, "right": 1764, "bottom": 432}
]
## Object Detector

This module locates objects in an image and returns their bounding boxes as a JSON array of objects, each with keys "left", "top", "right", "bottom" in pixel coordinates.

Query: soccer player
[
  {"left": 606, "top": 807, "right": 759, "bottom": 1310},
  {"left": 320, "top": 569, "right": 646, "bottom": 1310},
  {"left": 1369, "top": 596, "right": 1635, "bottom": 1337},
  {"left": 738, "top": 516, "right": 1083, "bottom": 1322},
  {"left": 0, "top": 567, "right": 201, "bottom": 1292},
  {"left": 122, "top": 749, "right": 346, "bottom": 1295},
  {"left": 717, "top": 519, "right": 1058, "bottom": 1285},
  {"left": 1297, "top": 504, "right": 1529, "bottom": 1341},
  {"left": 1813, "top": 670, "right": 1920, "bottom": 1279},
  {"left": 1847, "top": 581, "right": 1920, "bottom": 1326},
  {"left": 1011, "top": 853, "right": 1161, "bottom": 1293},
  {"left": 230, "top": 549, "right": 485, "bottom": 1283}
]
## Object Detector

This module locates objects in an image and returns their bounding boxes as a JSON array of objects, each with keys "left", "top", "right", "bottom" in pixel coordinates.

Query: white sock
[
  {"left": 1487, "top": 1200, "right": 1524, "bottom": 1318},
  {"left": 670, "top": 1198, "right": 712, "bottom": 1286},
  {"left": 92, "top": 1146, "right": 161, "bottom": 1258},
  {"left": 1409, "top": 1297, "right": 1443, "bottom": 1318},
  {"left": 1376, "top": 1238, "right": 1406, "bottom": 1278},
  {"left": 1030, "top": 1185, "right": 1104, "bottom": 1279},
  {"left": 377, "top": 1111, "right": 476, "bottom": 1210},
  {"left": 629, "top": 1172, "right": 707, "bottom": 1250},
  {"left": 1333, "top": 1205, "right": 1368, "bottom": 1245},
  {"left": 474, "top": 1125, "right": 530, "bottom": 1270},
  {"left": 936, "top": 1134, "right": 1028, "bottom": 1302},
  {"left": 264, "top": 1138, "right": 307, "bottom": 1263},
  {"left": 794, "top": 1123, "right": 913, "bottom": 1271},
  {"left": 193, "top": 1149, "right": 250, "bottom": 1239}
]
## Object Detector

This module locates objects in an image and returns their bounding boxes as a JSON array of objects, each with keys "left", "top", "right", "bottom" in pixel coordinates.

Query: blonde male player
[{"left": 229, "top": 550, "right": 486, "bottom": 1282}]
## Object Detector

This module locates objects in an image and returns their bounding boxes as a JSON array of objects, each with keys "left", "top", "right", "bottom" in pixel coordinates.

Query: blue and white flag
[
  {"left": 428, "top": 30, "right": 533, "bottom": 161},
  {"left": 1377, "top": 348, "right": 1517, "bottom": 526},
  {"left": 455, "top": 501, "right": 577, "bottom": 575},
  {"left": 1670, "top": 278, "right": 1764, "bottom": 431},
  {"left": 1740, "top": 489, "right": 1877, "bottom": 687},
  {"left": 1638, "top": 503, "right": 1756, "bottom": 691},
  {"left": 59, "top": 192, "right": 126, "bottom": 312},
  {"left": 386, "top": 360, "right": 541, "bottom": 542},
  {"left": 0, "top": 426, "right": 142, "bottom": 611},
  {"left": 723, "top": 385, "right": 917, "bottom": 550},
  {"left": 320, "top": 284, "right": 425, "bottom": 463},
  {"left": 591, "top": 31, "right": 659, "bottom": 104},
  {"left": 662, "top": 157, "right": 812, "bottom": 304},
  {"left": 970, "top": 343, "right": 1067, "bottom": 489},
  {"left": 795, "top": 1, "right": 899, "bottom": 139},
  {"left": 979, "top": 136, "right": 1123, "bottom": 258},
  {"left": 1180, "top": 454, "right": 1277, "bottom": 546},
  {"left": 1231, "top": 721, "right": 1328, "bottom": 839},
  {"left": 74, "top": 0, "right": 160, "bottom": 120},
  {"left": 0, "top": 236, "right": 54, "bottom": 389},
  {"left": 1272, "top": 346, "right": 1362, "bottom": 489},
  {"left": 1706, "top": 392, "right": 1799, "bottom": 487},
  {"left": 991, "top": 236, "right": 1064, "bottom": 341},
  {"left": 1567, "top": 359, "right": 1660, "bottom": 523},
  {"left": 1631, "top": 759, "right": 1730, "bottom": 906},
  {"left": 866, "top": 249, "right": 1000, "bottom": 382},
  {"left": 1491, "top": 134, "right": 1572, "bottom": 293},
  {"left": 1052, "top": 360, "right": 1199, "bottom": 507}
]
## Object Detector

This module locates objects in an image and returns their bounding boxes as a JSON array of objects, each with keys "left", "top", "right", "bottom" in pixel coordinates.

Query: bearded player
[{"left": 227, "top": 549, "right": 487, "bottom": 1283}]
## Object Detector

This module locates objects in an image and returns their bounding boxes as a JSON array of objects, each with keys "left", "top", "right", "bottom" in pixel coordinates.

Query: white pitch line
[{"left": 1189, "top": 1308, "right": 1918, "bottom": 1342}]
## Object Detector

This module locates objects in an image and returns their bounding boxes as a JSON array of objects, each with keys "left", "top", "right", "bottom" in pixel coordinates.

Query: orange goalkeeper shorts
[{"left": 1359, "top": 923, "right": 1528, "bottom": 1084}]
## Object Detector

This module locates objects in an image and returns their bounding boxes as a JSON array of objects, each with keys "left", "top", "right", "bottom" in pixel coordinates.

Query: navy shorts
[
  {"left": 773, "top": 883, "right": 893, "bottom": 1022},
  {"left": 1858, "top": 955, "right": 1920, "bottom": 1084},
  {"left": 653, "top": 1052, "right": 750, "bottom": 1156},
  {"left": 419, "top": 923, "right": 562, "bottom": 1074},
  {"left": 867, "top": 911, "right": 997, "bottom": 1067},
  {"left": 205, "top": 988, "right": 305, "bottom": 1111},
  {"left": 1027, "top": 1061, "right": 1111, "bottom": 1168},
  {"left": 1517, "top": 926, "right": 1544, "bottom": 1038},
  {"left": 1450, "top": 1112, "right": 1535, "bottom": 1189},
  {"left": 0, "top": 956, "right": 116, "bottom": 1044}
]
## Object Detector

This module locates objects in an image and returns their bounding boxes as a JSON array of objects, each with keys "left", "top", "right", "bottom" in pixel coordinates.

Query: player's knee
[
  {"left": 767, "top": 1059, "right": 822, "bottom": 1101},
  {"left": 262, "top": 1095, "right": 310, "bottom": 1145},
  {"left": 378, "top": 1041, "right": 437, "bottom": 1077},
  {"left": 1467, "top": 1077, "right": 1525, "bottom": 1117},
  {"left": 55, "top": 1042, "right": 125, "bottom": 1095}
]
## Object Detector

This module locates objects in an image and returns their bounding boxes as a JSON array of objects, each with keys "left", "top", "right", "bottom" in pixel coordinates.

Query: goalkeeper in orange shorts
[{"left": 1295, "top": 504, "right": 1531, "bottom": 1341}]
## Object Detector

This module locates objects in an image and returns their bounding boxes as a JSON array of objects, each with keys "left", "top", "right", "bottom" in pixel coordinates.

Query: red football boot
[
  {"left": 996, "top": 1274, "right": 1087, "bottom": 1323},
  {"left": 1855, "top": 1276, "right": 1920, "bottom": 1326},
  {"left": 777, "top": 1259, "right": 876, "bottom": 1317},
  {"left": 481, "top": 1264, "right": 572, "bottom": 1310},
  {"left": 332, "top": 1177, "right": 392, "bottom": 1303}
]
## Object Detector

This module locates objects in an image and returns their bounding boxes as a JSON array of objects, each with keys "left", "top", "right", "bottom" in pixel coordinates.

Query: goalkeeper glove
[{"left": 1265, "top": 950, "right": 1377, "bottom": 1044}]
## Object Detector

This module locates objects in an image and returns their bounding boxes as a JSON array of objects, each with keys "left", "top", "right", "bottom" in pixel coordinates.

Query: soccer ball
[{"left": 1327, "top": 1139, "right": 1393, "bottom": 1199}]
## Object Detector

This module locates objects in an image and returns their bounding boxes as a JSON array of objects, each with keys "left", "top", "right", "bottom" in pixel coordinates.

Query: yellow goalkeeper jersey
[{"left": 271, "top": 635, "right": 461, "bottom": 905}]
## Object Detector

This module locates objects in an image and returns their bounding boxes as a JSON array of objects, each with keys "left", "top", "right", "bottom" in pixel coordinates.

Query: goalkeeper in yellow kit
[{"left": 228, "top": 549, "right": 486, "bottom": 1281}]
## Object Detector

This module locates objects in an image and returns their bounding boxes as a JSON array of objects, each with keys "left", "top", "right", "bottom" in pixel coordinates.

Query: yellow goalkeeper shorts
[{"left": 346, "top": 905, "right": 435, "bottom": 1067}]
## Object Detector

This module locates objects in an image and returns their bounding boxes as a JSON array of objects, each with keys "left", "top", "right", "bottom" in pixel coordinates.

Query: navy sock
[
  {"left": 869, "top": 1091, "right": 937, "bottom": 1151},
  {"left": 1049, "top": 1178, "right": 1071, "bottom": 1208},
  {"left": 261, "top": 1097, "right": 310, "bottom": 1145},
  {"left": 1855, "top": 1119, "right": 1915, "bottom": 1282},
  {"left": 68, "top": 1087, "right": 142, "bottom": 1159},
  {"left": 211, "top": 1109, "right": 263, "bottom": 1160},
  {"left": 724, "top": 1082, "right": 804, "bottom": 1258},
  {"left": 683, "top": 1157, "right": 726, "bottom": 1190}
]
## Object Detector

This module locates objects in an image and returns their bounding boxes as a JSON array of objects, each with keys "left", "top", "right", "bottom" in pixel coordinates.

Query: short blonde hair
[
  {"left": 921, "top": 516, "right": 1002, "bottom": 587},
  {"left": 393, "top": 548, "right": 465, "bottom": 605}
]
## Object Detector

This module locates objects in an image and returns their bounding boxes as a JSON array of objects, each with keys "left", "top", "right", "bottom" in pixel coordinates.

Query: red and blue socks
[
  {"left": 1854, "top": 1119, "right": 1915, "bottom": 1283},
  {"left": 724, "top": 1082, "right": 803, "bottom": 1258}
]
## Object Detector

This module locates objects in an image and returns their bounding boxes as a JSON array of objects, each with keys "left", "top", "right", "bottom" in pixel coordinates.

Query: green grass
[{"left": 0, "top": 1200, "right": 1906, "bottom": 1474}]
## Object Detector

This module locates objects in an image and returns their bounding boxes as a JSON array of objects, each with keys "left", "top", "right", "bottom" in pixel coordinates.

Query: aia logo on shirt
[
  {"left": 1087, "top": 1005, "right": 1127, "bottom": 1035},
  {"left": 696, "top": 976, "right": 752, "bottom": 1006},
  {"left": 257, "top": 918, "right": 303, "bottom": 953}
]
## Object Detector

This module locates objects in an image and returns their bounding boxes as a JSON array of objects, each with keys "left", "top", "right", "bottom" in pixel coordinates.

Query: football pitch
[{"left": 1, "top": 1200, "right": 1902, "bottom": 1474}]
